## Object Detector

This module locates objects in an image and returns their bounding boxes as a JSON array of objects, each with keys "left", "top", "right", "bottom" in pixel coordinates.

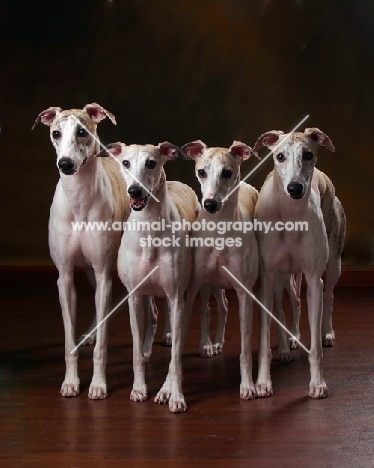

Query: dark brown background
[{"left": 1, "top": 0, "right": 373, "bottom": 265}]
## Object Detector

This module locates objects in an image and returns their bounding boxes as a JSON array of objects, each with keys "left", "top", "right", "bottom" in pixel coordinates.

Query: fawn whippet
[
  {"left": 32, "top": 103, "right": 129, "bottom": 399},
  {"left": 253, "top": 127, "right": 346, "bottom": 399}
]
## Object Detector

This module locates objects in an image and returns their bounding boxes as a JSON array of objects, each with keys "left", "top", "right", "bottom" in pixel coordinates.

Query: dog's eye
[
  {"left": 52, "top": 130, "right": 61, "bottom": 139},
  {"left": 122, "top": 160, "right": 130, "bottom": 169},
  {"left": 145, "top": 160, "right": 156, "bottom": 169},
  {"left": 303, "top": 151, "right": 314, "bottom": 161},
  {"left": 221, "top": 169, "right": 232, "bottom": 179},
  {"left": 198, "top": 169, "right": 206, "bottom": 178},
  {"left": 77, "top": 128, "right": 88, "bottom": 138},
  {"left": 276, "top": 153, "right": 285, "bottom": 162}
]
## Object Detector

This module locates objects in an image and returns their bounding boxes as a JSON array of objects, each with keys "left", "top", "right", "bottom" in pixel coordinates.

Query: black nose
[
  {"left": 128, "top": 186, "right": 143, "bottom": 198},
  {"left": 287, "top": 183, "right": 304, "bottom": 199},
  {"left": 204, "top": 199, "right": 218, "bottom": 213},
  {"left": 58, "top": 157, "right": 75, "bottom": 173}
]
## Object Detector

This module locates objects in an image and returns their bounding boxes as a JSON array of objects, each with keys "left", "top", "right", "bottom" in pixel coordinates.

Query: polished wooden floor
[{"left": 1, "top": 268, "right": 374, "bottom": 467}]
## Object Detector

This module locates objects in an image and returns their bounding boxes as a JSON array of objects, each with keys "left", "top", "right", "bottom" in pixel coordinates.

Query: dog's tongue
[{"left": 130, "top": 198, "right": 143, "bottom": 208}]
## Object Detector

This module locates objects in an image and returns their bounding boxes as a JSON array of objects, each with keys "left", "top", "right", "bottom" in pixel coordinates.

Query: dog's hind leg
[
  {"left": 199, "top": 284, "right": 213, "bottom": 357},
  {"left": 273, "top": 273, "right": 292, "bottom": 363},
  {"left": 143, "top": 296, "right": 158, "bottom": 362},
  {"left": 287, "top": 273, "right": 301, "bottom": 349},
  {"left": 212, "top": 288, "right": 228, "bottom": 355}
]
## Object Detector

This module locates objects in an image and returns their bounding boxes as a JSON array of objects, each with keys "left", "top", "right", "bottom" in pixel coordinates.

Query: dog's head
[
  {"left": 253, "top": 128, "right": 335, "bottom": 200},
  {"left": 97, "top": 142, "right": 181, "bottom": 211},
  {"left": 182, "top": 140, "right": 257, "bottom": 214},
  {"left": 32, "top": 103, "right": 116, "bottom": 175}
]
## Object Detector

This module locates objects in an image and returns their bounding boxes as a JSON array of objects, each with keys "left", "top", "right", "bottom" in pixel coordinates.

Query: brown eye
[
  {"left": 122, "top": 160, "right": 130, "bottom": 168},
  {"left": 303, "top": 151, "right": 313, "bottom": 161},
  {"left": 221, "top": 169, "right": 232, "bottom": 179},
  {"left": 77, "top": 128, "right": 88, "bottom": 138},
  {"left": 52, "top": 130, "right": 61, "bottom": 139},
  {"left": 276, "top": 153, "right": 285, "bottom": 162},
  {"left": 198, "top": 169, "right": 206, "bottom": 178},
  {"left": 145, "top": 160, "right": 156, "bottom": 169}
]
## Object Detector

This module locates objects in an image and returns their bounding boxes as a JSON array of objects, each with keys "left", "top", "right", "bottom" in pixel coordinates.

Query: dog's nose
[
  {"left": 287, "top": 183, "right": 304, "bottom": 199},
  {"left": 58, "top": 157, "right": 75, "bottom": 173},
  {"left": 128, "top": 186, "right": 143, "bottom": 198},
  {"left": 204, "top": 199, "right": 218, "bottom": 213}
]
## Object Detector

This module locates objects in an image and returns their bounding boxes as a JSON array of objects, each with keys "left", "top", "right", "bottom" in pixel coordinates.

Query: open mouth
[{"left": 130, "top": 195, "right": 149, "bottom": 211}]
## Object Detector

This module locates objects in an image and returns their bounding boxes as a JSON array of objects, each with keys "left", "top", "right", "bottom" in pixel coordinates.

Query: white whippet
[
  {"left": 253, "top": 127, "right": 346, "bottom": 399},
  {"left": 182, "top": 140, "right": 259, "bottom": 400},
  {"left": 32, "top": 103, "right": 129, "bottom": 399},
  {"left": 99, "top": 141, "right": 199, "bottom": 413}
]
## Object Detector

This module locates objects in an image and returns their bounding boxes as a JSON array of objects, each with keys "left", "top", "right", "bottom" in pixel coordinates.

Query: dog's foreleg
[
  {"left": 58, "top": 268, "right": 80, "bottom": 397},
  {"left": 237, "top": 291, "right": 256, "bottom": 400},
  {"left": 78, "top": 268, "right": 97, "bottom": 346},
  {"left": 143, "top": 296, "right": 158, "bottom": 362},
  {"left": 305, "top": 274, "right": 328, "bottom": 399},
  {"left": 255, "top": 269, "right": 274, "bottom": 398},
  {"left": 88, "top": 271, "right": 111, "bottom": 400},
  {"left": 128, "top": 293, "right": 148, "bottom": 402}
]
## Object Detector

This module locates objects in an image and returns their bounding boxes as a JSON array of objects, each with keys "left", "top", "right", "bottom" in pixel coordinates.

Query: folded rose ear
[
  {"left": 31, "top": 107, "right": 62, "bottom": 130},
  {"left": 253, "top": 131, "right": 284, "bottom": 152},
  {"left": 181, "top": 140, "right": 206, "bottom": 160},
  {"left": 158, "top": 142, "right": 180, "bottom": 160},
  {"left": 95, "top": 142, "right": 123, "bottom": 158},
  {"left": 304, "top": 128, "right": 335, "bottom": 152},
  {"left": 84, "top": 103, "right": 116, "bottom": 125},
  {"left": 230, "top": 141, "right": 260, "bottom": 160}
]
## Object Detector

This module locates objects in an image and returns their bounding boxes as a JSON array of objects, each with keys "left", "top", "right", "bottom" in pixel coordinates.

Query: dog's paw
[
  {"left": 88, "top": 382, "right": 108, "bottom": 400},
  {"left": 278, "top": 349, "right": 292, "bottom": 363},
  {"left": 130, "top": 387, "right": 148, "bottom": 402},
  {"left": 154, "top": 388, "right": 171, "bottom": 405},
  {"left": 78, "top": 333, "right": 95, "bottom": 346},
  {"left": 169, "top": 395, "right": 187, "bottom": 413},
  {"left": 60, "top": 380, "right": 80, "bottom": 397},
  {"left": 199, "top": 344, "right": 214, "bottom": 358},
  {"left": 163, "top": 333, "right": 172, "bottom": 346},
  {"left": 309, "top": 382, "right": 328, "bottom": 399},
  {"left": 255, "top": 381, "right": 273, "bottom": 398},
  {"left": 322, "top": 332, "right": 335, "bottom": 347},
  {"left": 288, "top": 337, "right": 300, "bottom": 350},
  {"left": 212, "top": 343, "right": 224, "bottom": 355},
  {"left": 240, "top": 383, "right": 257, "bottom": 400}
]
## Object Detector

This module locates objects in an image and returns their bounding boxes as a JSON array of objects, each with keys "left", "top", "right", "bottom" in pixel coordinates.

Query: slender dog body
[
  {"left": 32, "top": 104, "right": 129, "bottom": 399},
  {"left": 101, "top": 142, "right": 199, "bottom": 413},
  {"left": 253, "top": 128, "right": 345, "bottom": 399},
  {"left": 182, "top": 140, "right": 259, "bottom": 400}
]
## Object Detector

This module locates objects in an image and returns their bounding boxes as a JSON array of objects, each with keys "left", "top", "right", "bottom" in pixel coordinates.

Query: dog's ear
[
  {"left": 230, "top": 141, "right": 260, "bottom": 160},
  {"left": 158, "top": 142, "right": 181, "bottom": 160},
  {"left": 181, "top": 140, "right": 206, "bottom": 160},
  {"left": 304, "top": 128, "right": 335, "bottom": 152},
  {"left": 253, "top": 131, "right": 284, "bottom": 152},
  {"left": 84, "top": 103, "right": 116, "bottom": 125},
  {"left": 32, "top": 107, "right": 62, "bottom": 130},
  {"left": 96, "top": 142, "right": 123, "bottom": 158}
]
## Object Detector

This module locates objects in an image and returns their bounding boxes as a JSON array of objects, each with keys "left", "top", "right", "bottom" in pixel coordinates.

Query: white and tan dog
[
  {"left": 100, "top": 141, "right": 199, "bottom": 413},
  {"left": 182, "top": 140, "right": 259, "bottom": 400},
  {"left": 32, "top": 103, "right": 129, "bottom": 399},
  {"left": 253, "top": 127, "right": 346, "bottom": 399}
]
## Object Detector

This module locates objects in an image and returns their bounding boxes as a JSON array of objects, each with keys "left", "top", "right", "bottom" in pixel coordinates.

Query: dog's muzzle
[
  {"left": 287, "top": 182, "right": 304, "bottom": 200},
  {"left": 203, "top": 199, "right": 219, "bottom": 213},
  {"left": 128, "top": 185, "right": 150, "bottom": 211},
  {"left": 58, "top": 156, "right": 87, "bottom": 175}
]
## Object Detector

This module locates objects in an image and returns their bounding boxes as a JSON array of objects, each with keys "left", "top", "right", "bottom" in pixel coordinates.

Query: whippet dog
[
  {"left": 182, "top": 140, "right": 259, "bottom": 400},
  {"left": 32, "top": 103, "right": 129, "bottom": 399},
  {"left": 99, "top": 141, "right": 199, "bottom": 413},
  {"left": 253, "top": 127, "right": 346, "bottom": 399}
]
